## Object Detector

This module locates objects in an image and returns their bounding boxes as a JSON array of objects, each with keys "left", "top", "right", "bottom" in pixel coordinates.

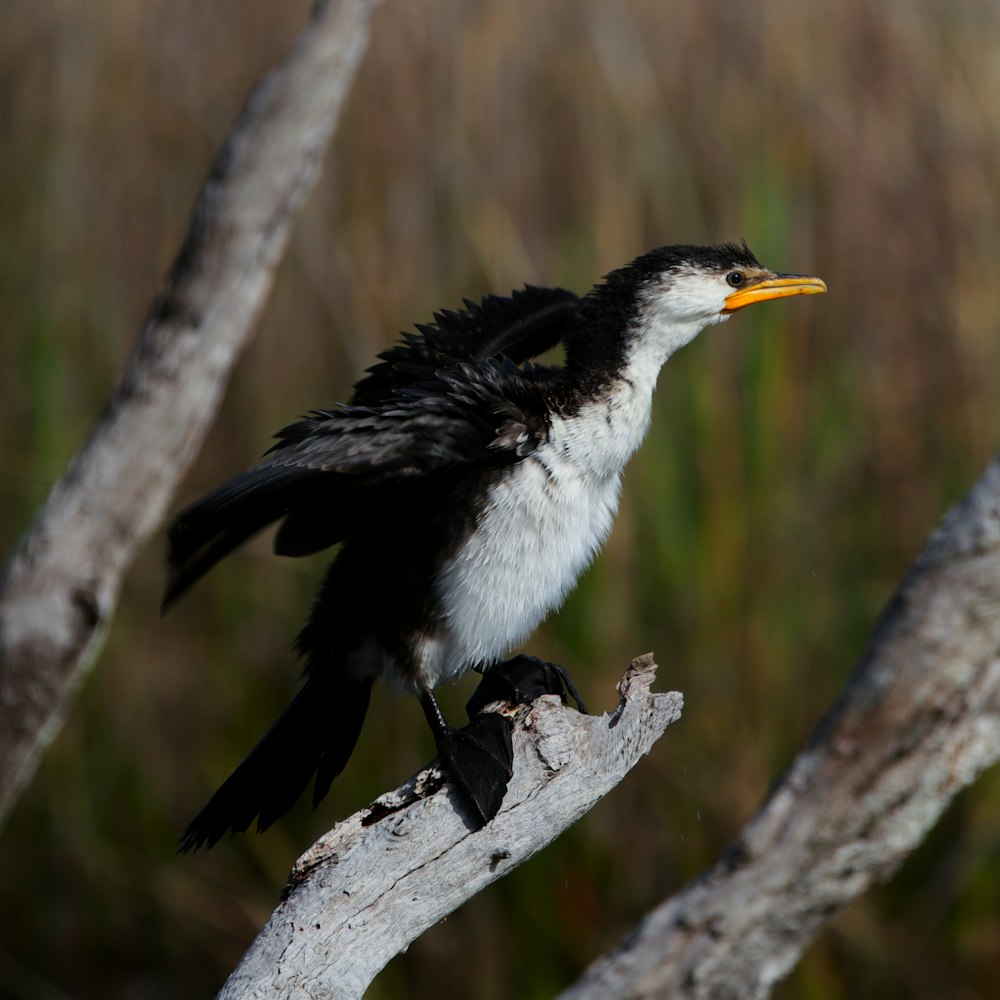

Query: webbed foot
[
  {"left": 466, "top": 654, "right": 588, "bottom": 718},
  {"left": 421, "top": 690, "right": 513, "bottom": 828}
]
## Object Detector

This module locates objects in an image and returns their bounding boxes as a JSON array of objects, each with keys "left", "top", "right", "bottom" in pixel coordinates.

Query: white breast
[{"left": 423, "top": 373, "right": 656, "bottom": 687}]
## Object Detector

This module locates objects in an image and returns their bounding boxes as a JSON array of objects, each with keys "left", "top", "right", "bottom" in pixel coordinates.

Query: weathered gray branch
[
  {"left": 0, "top": 0, "right": 381, "bottom": 828},
  {"left": 559, "top": 453, "right": 1000, "bottom": 999},
  {"left": 216, "top": 656, "right": 682, "bottom": 1000},
  {"left": 203, "top": 454, "right": 1000, "bottom": 1000}
]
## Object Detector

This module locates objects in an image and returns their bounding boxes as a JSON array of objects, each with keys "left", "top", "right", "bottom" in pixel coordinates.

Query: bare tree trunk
[
  {"left": 558, "top": 453, "right": 1000, "bottom": 999},
  {"left": 215, "top": 657, "right": 682, "bottom": 1000},
  {"left": 0, "top": 0, "right": 381, "bottom": 829}
]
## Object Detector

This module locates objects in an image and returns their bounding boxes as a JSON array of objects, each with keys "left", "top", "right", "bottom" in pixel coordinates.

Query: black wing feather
[
  {"left": 163, "top": 466, "right": 320, "bottom": 610},
  {"left": 165, "top": 287, "right": 579, "bottom": 607},
  {"left": 164, "top": 359, "right": 551, "bottom": 607},
  {"left": 351, "top": 285, "right": 579, "bottom": 404}
]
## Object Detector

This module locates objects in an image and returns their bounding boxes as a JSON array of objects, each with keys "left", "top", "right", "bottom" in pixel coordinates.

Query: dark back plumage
[{"left": 163, "top": 285, "right": 581, "bottom": 608}]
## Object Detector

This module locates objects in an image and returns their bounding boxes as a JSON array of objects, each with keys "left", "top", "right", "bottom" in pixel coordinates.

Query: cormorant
[{"left": 165, "top": 243, "right": 825, "bottom": 850}]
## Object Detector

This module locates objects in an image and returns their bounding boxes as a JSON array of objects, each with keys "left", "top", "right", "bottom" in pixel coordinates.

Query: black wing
[
  {"left": 163, "top": 360, "right": 550, "bottom": 609},
  {"left": 350, "top": 285, "right": 579, "bottom": 405}
]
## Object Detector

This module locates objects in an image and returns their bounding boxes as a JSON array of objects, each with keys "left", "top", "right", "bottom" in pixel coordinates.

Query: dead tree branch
[
  {"left": 559, "top": 453, "right": 1000, "bottom": 1000},
  {"left": 0, "top": 0, "right": 382, "bottom": 828},
  {"left": 215, "top": 656, "right": 682, "bottom": 1000}
]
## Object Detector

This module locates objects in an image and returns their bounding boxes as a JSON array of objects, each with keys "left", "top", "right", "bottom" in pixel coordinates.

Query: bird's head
[
  {"left": 629, "top": 242, "right": 826, "bottom": 350},
  {"left": 569, "top": 242, "right": 826, "bottom": 383}
]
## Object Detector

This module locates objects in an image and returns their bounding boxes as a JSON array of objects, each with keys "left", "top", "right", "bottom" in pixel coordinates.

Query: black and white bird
[{"left": 165, "top": 243, "right": 825, "bottom": 849}]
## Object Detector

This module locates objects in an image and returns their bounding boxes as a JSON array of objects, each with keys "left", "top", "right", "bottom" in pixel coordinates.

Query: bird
[{"left": 165, "top": 242, "right": 826, "bottom": 850}]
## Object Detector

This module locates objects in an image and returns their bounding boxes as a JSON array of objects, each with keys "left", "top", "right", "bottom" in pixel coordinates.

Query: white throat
[{"left": 633, "top": 276, "right": 732, "bottom": 366}]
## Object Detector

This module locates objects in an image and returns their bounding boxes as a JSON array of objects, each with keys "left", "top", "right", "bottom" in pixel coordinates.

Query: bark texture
[
  {"left": 0, "top": 0, "right": 381, "bottom": 827},
  {"left": 216, "top": 657, "right": 682, "bottom": 1000}
]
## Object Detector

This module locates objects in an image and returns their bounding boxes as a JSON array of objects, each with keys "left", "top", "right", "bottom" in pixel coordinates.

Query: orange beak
[{"left": 723, "top": 274, "right": 827, "bottom": 313}]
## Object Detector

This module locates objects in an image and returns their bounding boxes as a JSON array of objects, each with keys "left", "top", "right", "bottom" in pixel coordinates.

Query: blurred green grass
[{"left": 4, "top": 1, "right": 1000, "bottom": 997}]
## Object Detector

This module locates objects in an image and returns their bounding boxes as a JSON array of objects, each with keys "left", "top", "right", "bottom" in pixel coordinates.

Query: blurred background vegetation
[{"left": 3, "top": 0, "right": 1000, "bottom": 996}]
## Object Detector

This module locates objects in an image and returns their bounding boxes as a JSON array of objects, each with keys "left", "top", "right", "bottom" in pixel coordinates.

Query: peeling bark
[{"left": 216, "top": 657, "right": 682, "bottom": 1000}]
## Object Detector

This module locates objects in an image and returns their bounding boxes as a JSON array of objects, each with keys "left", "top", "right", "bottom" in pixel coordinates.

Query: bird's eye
[{"left": 726, "top": 271, "right": 745, "bottom": 288}]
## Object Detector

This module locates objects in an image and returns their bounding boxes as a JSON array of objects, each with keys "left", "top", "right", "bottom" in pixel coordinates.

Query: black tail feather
[{"left": 178, "top": 675, "right": 372, "bottom": 852}]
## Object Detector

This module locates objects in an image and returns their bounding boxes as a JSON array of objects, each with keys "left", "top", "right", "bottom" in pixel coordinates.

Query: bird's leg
[
  {"left": 421, "top": 655, "right": 587, "bottom": 828},
  {"left": 465, "top": 654, "right": 589, "bottom": 719},
  {"left": 420, "top": 688, "right": 514, "bottom": 829}
]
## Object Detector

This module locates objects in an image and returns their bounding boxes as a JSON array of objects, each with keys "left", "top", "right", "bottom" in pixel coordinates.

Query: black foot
[
  {"left": 421, "top": 690, "right": 514, "bottom": 829},
  {"left": 466, "top": 654, "right": 589, "bottom": 720}
]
